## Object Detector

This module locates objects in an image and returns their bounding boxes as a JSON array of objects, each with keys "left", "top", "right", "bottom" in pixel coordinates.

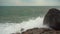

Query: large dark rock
[{"left": 43, "top": 8, "right": 60, "bottom": 30}]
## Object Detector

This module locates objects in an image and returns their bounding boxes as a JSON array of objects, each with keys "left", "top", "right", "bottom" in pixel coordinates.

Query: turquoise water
[{"left": 0, "top": 6, "right": 60, "bottom": 23}]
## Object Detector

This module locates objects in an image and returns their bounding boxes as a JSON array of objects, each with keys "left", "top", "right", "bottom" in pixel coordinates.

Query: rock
[
  {"left": 43, "top": 8, "right": 60, "bottom": 30},
  {"left": 11, "top": 32, "right": 20, "bottom": 34},
  {"left": 21, "top": 28, "right": 60, "bottom": 34}
]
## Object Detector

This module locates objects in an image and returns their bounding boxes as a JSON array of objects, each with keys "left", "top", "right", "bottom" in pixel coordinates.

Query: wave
[{"left": 0, "top": 17, "right": 48, "bottom": 34}]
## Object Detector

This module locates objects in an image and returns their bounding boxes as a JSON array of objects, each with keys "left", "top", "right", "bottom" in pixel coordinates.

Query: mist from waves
[{"left": 0, "top": 17, "right": 49, "bottom": 34}]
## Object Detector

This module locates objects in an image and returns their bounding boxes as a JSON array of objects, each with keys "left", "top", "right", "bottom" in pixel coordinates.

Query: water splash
[{"left": 0, "top": 17, "right": 48, "bottom": 34}]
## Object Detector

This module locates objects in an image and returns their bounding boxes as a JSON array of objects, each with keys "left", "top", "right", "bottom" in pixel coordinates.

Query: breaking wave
[{"left": 0, "top": 17, "right": 48, "bottom": 34}]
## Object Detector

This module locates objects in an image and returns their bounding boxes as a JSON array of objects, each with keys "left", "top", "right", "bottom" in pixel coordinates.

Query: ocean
[{"left": 0, "top": 6, "right": 60, "bottom": 34}]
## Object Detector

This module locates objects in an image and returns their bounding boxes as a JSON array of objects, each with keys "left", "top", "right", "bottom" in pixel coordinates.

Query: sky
[{"left": 0, "top": 0, "right": 60, "bottom": 6}]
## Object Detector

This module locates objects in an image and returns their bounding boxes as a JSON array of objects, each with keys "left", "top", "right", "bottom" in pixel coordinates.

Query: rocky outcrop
[
  {"left": 22, "top": 28, "right": 60, "bottom": 34},
  {"left": 12, "top": 28, "right": 60, "bottom": 34},
  {"left": 43, "top": 8, "right": 60, "bottom": 30}
]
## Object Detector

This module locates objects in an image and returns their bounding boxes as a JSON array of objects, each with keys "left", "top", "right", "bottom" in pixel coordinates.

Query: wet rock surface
[
  {"left": 12, "top": 28, "right": 60, "bottom": 34},
  {"left": 22, "top": 28, "right": 60, "bottom": 34}
]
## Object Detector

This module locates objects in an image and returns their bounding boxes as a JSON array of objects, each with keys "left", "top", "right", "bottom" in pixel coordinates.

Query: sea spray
[{"left": 0, "top": 17, "right": 48, "bottom": 34}]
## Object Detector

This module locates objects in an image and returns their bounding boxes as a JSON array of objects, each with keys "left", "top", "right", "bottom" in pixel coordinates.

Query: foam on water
[{"left": 0, "top": 17, "right": 48, "bottom": 34}]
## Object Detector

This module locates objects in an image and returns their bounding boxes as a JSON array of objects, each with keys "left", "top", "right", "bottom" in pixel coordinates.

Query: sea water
[
  {"left": 0, "top": 6, "right": 60, "bottom": 34},
  {"left": 0, "top": 17, "right": 47, "bottom": 34}
]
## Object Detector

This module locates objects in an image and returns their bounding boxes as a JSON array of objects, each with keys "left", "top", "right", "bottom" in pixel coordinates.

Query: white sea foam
[{"left": 0, "top": 17, "right": 48, "bottom": 34}]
